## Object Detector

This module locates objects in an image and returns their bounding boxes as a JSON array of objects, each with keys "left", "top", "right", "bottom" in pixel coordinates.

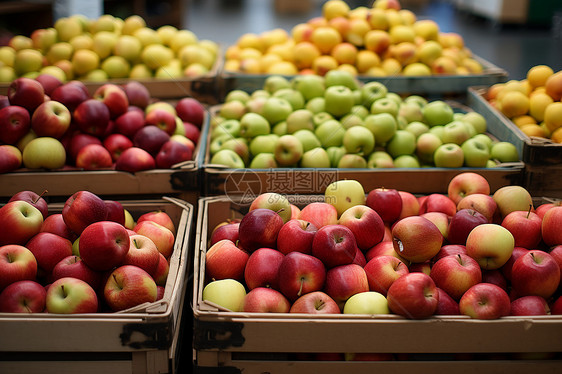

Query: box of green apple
[{"left": 202, "top": 70, "right": 524, "bottom": 196}]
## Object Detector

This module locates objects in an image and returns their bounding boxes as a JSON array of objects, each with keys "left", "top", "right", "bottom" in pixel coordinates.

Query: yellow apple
[
  {"left": 134, "top": 27, "right": 162, "bottom": 47},
  {"left": 121, "top": 15, "right": 146, "bottom": 35},
  {"left": 54, "top": 60, "right": 75, "bottom": 80},
  {"left": 84, "top": 69, "right": 109, "bottom": 82},
  {"left": 312, "top": 55, "right": 338, "bottom": 76},
  {"left": 14, "top": 49, "right": 43, "bottom": 76},
  {"left": 92, "top": 31, "right": 118, "bottom": 60},
  {"left": 345, "top": 18, "right": 370, "bottom": 46},
  {"left": 170, "top": 29, "right": 198, "bottom": 53},
  {"left": 529, "top": 91, "right": 554, "bottom": 122},
  {"left": 356, "top": 50, "right": 381, "bottom": 73},
  {"left": 291, "top": 23, "right": 314, "bottom": 43},
  {"left": 367, "top": 8, "right": 389, "bottom": 30},
  {"left": 101, "top": 55, "right": 131, "bottom": 79},
  {"left": 9, "top": 35, "right": 33, "bottom": 51},
  {"left": 71, "top": 49, "right": 100, "bottom": 76},
  {"left": 413, "top": 19, "right": 439, "bottom": 41},
  {"left": 113, "top": 35, "right": 142, "bottom": 62},
  {"left": 130, "top": 63, "right": 153, "bottom": 79},
  {"left": 69, "top": 34, "right": 94, "bottom": 51},
  {"left": 178, "top": 44, "right": 214, "bottom": 69},
  {"left": 156, "top": 25, "right": 178, "bottom": 46},
  {"left": 311, "top": 26, "right": 342, "bottom": 54},
  {"left": 90, "top": 14, "right": 118, "bottom": 34},
  {"left": 403, "top": 62, "right": 431, "bottom": 76},
  {"left": 54, "top": 17, "right": 83, "bottom": 42},
  {"left": 261, "top": 28, "right": 290, "bottom": 50},
  {"left": 322, "top": 0, "right": 350, "bottom": 20},
  {"left": 39, "top": 65, "right": 67, "bottom": 82},
  {"left": 46, "top": 42, "right": 74, "bottom": 64},
  {"left": 142, "top": 44, "right": 174, "bottom": 70},
  {"left": 331, "top": 42, "right": 358, "bottom": 65},
  {"left": 0, "top": 66, "right": 16, "bottom": 82},
  {"left": 237, "top": 33, "right": 264, "bottom": 52},
  {"left": 0, "top": 46, "right": 15, "bottom": 67},
  {"left": 417, "top": 40, "right": 442, "bottom": 66},
  {"left": 267, "top": 61, "right": 298, "bottom": 75}
]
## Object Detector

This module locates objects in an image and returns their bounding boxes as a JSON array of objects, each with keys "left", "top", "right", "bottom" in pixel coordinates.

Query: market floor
[{"left": 185, "top": 0, "right": 562, "bottom": 80}]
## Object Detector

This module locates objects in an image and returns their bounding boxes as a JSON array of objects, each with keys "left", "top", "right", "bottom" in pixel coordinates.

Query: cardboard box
[
  {"left": 192, "top": 195, "right": 562, "bottom": 373},
  {"left": 0, "top": 197, "right": 194, "bottom": 374}
]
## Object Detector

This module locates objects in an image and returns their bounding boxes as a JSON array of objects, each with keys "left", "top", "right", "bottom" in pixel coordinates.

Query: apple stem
[
  {"left": 276, "top": 208, "right": 285, "bottom": 215},
  {"left": 34, "top": 189, "right": 48, "bottom": 204},
  {"left": 527, "top": 204, "right": 532, "bottom": 219},
  {"left": 297, "top": 277, "right": 305, "bottom": 297}
]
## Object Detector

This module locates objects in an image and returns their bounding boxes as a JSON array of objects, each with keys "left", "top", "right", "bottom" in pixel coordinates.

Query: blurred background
[{"left": 1, "top": 0, "right": 561, "bottom": 79}]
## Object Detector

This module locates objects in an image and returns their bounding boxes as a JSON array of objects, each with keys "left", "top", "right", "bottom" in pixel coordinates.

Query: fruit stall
[{"left": 1, "top": 0, "right": 562, "bottom": 373}]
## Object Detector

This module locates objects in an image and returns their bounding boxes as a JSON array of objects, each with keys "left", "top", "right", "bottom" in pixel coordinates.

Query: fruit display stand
[
  {"left": 0, "top": 197, "right": 193, "bottom": 374},
  {"left": 467, "top": 86, "right": 562, "bottom": 198},
  {"left": 219, "top": 55, "right": 508, "bottom": 102},
  {"left": 191, "top": 195, "right": 562, "bottom": 373}
]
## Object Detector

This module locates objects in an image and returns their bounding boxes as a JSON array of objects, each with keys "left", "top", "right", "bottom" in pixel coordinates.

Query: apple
[
  {"left": 73, "top": 99, "right": 111, "bottom": 137},
  {"left": 343, "top": 291, "right": 389, "bottom": 315},
  {"left": 465, "top": 224, "right": 514, "bottom": 270},
  {"left": 360, "top": 81, "right": 388, "bottom": 109},
  {"left": 482, "top": 269, "right": 508, "bottom": 291},
  {"left": 202, "top": 279, "right": 246, "bottom": 312},
  {"left": 114, "top": 110, "right": 145, "bottom": 139},
  {"left": 299, "top": 202, "right": 338, "bottom": 229},
  {"left": 51, "top": 255, "right": 103, "bottom": 291},
  {"left": 123, "top": 234, "right": 161, "bottom": 275},
  {"left": 366, "top": 188, "right": 402, "bottom": 224},
  {"left": 433, "top": 143, "right": 464, "bottom": 168},
  {"left": 511, "top": 250, "right": 560, "bottom": 299},
  {"left": 324, "top": 264, "right": 369, "bottom": 308},
  {"left": 501, "top": 209, "right": 542, "bottom": 249},
  {"left": 205, "top": 239, "right": 249, "bottom": 282},
  {"left": 62, "top": 191, "right": 107, "bottom": 236},
  {"left": 434, "top": 287, "right": 460, "bottom": 315},
  {"left": 364, "top": 255, "right": 409, "bottom": 296},
  {"left": 241, "top": 287, "right": 291, "bottom": 313},
  {"left": 338, "top": 205, "right": 385, "bottom": 251},
  {"left": 67, "top": 133, "right": 102, "bottom": 163},
  {"left": 22, "top": 137, "right": 67, "bottom": 170},
  {"left": 46, "top": 277, "right": 98, "bottom": 314},
  {"left": 145, "top": 108, "right": 177, "bottom": 135},
  {"left": 7, "top": 77, "right": 45, "bottom": 113},
  {"left": 0, "top": 201, "right": 43, "bottom": 246},
  {"left": 210, "top": 149, "right": 245, "bottom": 168},
  {"left": 8, "top": 190, "right": 48, "bottom": 219},
  {"left": 0, "top": 244, "right": 37, "bottom": 291},
  {"left": 490, "top": 141, "right": 519, "bottom": 163},
  {"left": 152, "top": 252, "right": 169, "bottom": 286},
  {"left": 34, "top": 73, "right": 63, "bottom": 96},
  {"left": 75, "top": 144, "right": 113, "bottom": 170},
  {"left": 365, "top": 240, "right": 407, "bottom": 263},
  {"left": 103, "top": 133, "right": 133, "bottom": 162},
  {"left": 79, "top": 221, "right": 130, "bottom": 272},
  {"left": 324, "top": 179, "right": 366, "bottom": 217},
  {"left": 459, "top": 283, "right": 511, "bottom": 319},
  {"left": 249, "top": 193, "right": 293, "bottom": 224},
  {"left": 461, "top": 138, "right": 490, "bottom": 167},
  {"left": 420, "top": 212, "right": 450, "bottom": 239},
  {"left": 137, "top": 211, "right": 175, "bottom": 235},
  {"left": 290, "top": 291, "right": 340, "bottom": 314},
  {"left": 448, "top": 209, "right": 488, "bottom": 245},
  {"left": 175, "top": 97, "right": 205, "bottom": 127},
  {"left": 277, "top": 219, "right": 318, "bottom": 255},
  {"left": 30, "top": 100, "right": 71, "bottom": 139},
  {"left": 363, "top": 113, "right": 397, "bottom": 147},
  {"left": 115, "top": 147, "right": 156, "bottom": 172},
  {"left": 492, "top": 186, "right": 534, "bottom": 219},
  {"left": 133, "top": 220, "right": 175, "bottom": 258},
  {"left": 420, "top": 194, "right": 457, "bottom": 218},
  {"left": 278, "top": 251, "right": 326, "bottom": 302},
  {"left": 553, "top": 296, "right": 562, "bottom": 315},
  {"left": 387, "top": 272, "right": 439, "bottom": 319},
  {"left": 510, "top": 296, "right": 550, "bottom": 316},
  {"left": 156, "top": 140, "right": 192, "bottom": 169},
  {"left": 133, "top": 125, "right": 170, "bottom": 156},
  {"left": 392, "top": 216, "right": 443, "bottom": 263},
  {"left": 542, "top": 206, "right": 562, "bottom": 246},
  {"left": 50, "top": 81, "right": 90, "bottom": 112},
  {"left": 312, "top": 224, "right": 357, "bottom": 268},
  {"left": 104, "top": 265, "right": 157, "bottom": 312},
  {"left": 93, "top": 83, "right": 129, "bottom": 119},
  {"left": 209, "top": 222, "right": 239, "bottom": 247},
  {"left": 0, "top": 144, "right": 22, "bottom": 173},
  {"left": 342, "top": 126, "right": 375, "bottom": 156},
  {"left": 238, "top": 208, "right": 284, "bottom": 253},
  {"left": 416, "top": 132, "right": 442, "bottom": 164},
  {"left": 397, "top": 191, "right": 420, "bottom": 219},
  {"left": 433, "top": 244, "right": 467, "bottom": 263},
  {"left": 430, "top": 254, "right": 482, "bottom": 301},
  {"left": 122, "top": 81, "right": 150, "bottom": 109},
  {"left": 0, "top": 105, "right": 30, "bottom": 145},
  {"left": 456, "top": 193, "right": 498, "bottom": 223},
  {"left": 422, "top": 100, "right": 454, "bottom": 127},
  {"left": 500, "top": 246, "right": 530, "bottom": 281},
  {"left": 244, "top": 247, "right": 284, "bottom": 290},
  {"left": 0, "top": 280, "right": 46, "bottom": 313}
]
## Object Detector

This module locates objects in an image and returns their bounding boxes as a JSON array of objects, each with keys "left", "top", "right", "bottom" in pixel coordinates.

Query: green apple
[
  {"left": 371, "top": 97, "right": 399, "bottom": 117},
  {"left": 399, "top": 102, "right": 425, "bottom": 123},
  {"left": 352, "top": 89, "right": 362, "bottom": 105},
  {"left": 461, "top": 111, "right": 487, "bottom": 134},
  {"left": 300, "top": 147, "right": 331, "bottom": 168},
  {"left": 225, "top": 89, "right": 251, "bottom": 104},
  {"left": 433, "top": 143, "right": 464, "bottom": 168},
  {"left": 343, "top": 126, "right": 375, "bottom": 156},
  {"left": 251, "top": 89, "right": 270, "bottom": 100},
  {"left": 486, "top": 160, "right": 498, "bottom": 168},
  {"left": 472, "top": 133, "right": 494, "bottom": 150},
  {"left": 305, "top": 97, "right": 326, "bottom": 114},
  {"left": 220, "top": 138, "right": 250, "bottom": 164},
  {"left": 361, "top": 81, "right": 388, "bottom": 108},
  {"left": 291, "top": 74, "right": 326, "bottom": 101},
  {"left": 249, "top": 134, "right": 279, "bottom": 156},
  {"left": 404, "top": 95, "right": 428, "bottom": 108},
  {"left": 274, "top": 135, "right": 304, "bottom": 166},
  {"left": 211, "top": 119, "right": 240, "bottom": 139},
  {"left": 405, "top": 121, "right": 430, "bottom": 139},
  {"left": 245, "top": 96, "right": 268, "bottom": 116},
  {"left": 461, "top": 138, "right": 490, "bottom": 167},
  {"left": 324, "top": 179, "right": 366, "bottom": 216},
  {"left": 273, "top": 88, "right": 305, "bottom": 110},
  {"left": 428, "top": 125, "right": 445, "bottom": 140},
  {"left": 22, "top": 137, "right": 66, "bottom": 170},
  {"left": 210, "top": 149, "right": 245, "bottom": 168},
  {"left": 386, "top": 92, "right": 403, "bottom": 107},
  {"left": 363, "top": 113, "right": 397, "bottom": 146},
  {"left": 313, "top": 112, "right": 334, "bottom": 127},
  {"left": 350, "top": 105, "right": 369, "bottom": 119},
  {"left": 340, "top": 113, "right": 364, "bottom": 129},
  {"left": 209, "top": 135, "right": 231, "bottom": 155},
  {"left": 249, "top": 153, "right": 278, "bottom": 168},
  {"left": 286, "top": 109, "right": 314, "bottom": 133},
  {"left": 441, "top": 121, "right": 471, "bottom": 145},
  {"left": 422, "top": 100, "right": 454, "bottom": 127},
  {"left": 324, "top": 85, "right": 355, "bottom": 118},
  {"left": 202, "top": 279, "right": 246, "bottom": 312},
  {"left": 264, "top": 75, "right": 291, "bottom": 94},
  {"left": 326, "top": 146, "right": 346, "bottom": 167},
  {"left": 343, "top": 291, "right": 389, "bottom": 314},
  {"left": 324, "top": 69, "right": 359, "bottom": 90},
  {"left": 337, "top": 154, "right": 367, "bottom": 168},
  {"left": 394, "top": 155, "right": 420, "bottom": 168},
  {"left": 368, "top": 151, "right": 394, "bottom": 168},
  {"left": 461, "top": 120, "right": 477, "bottom": 139},
  {"left": 490, "top": 141, "right": 519, "bottom": 163},
  {"left": 272, "top": 121, "right": 288, "bottom": 136},
  {"left": 416, "top": 132, "right": 442, "bottom": 164},
  {"left": 293, "top": 129, "right": 321, "bottom": 152},
  {"left": 219, "top": 100, "right": 247, "bottom": 120},
  {"left": 315, "top": 119, "right": 346, "bottom": 148},
  {"left": 262, "top": 97, "right": 293, "bottom": 125},
  {"left": 386, "top": 130, "right": 416, "bottom": 158},
  {"left": 239, "top": 113, "right": 270, "bottom": 138}
]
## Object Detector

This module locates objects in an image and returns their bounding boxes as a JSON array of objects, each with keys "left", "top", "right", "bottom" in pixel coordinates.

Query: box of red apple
[
  {"left": 192, "top": 172, "right": 562, "bottom": 368},
  {"left": 0, "top": 76, "right": 208, "bottom": 197},
  {"left": 0, "top": 190, "right": 193, "bottom": 358}
]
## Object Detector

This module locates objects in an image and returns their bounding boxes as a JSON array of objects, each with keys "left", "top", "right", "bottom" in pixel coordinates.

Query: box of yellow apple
[
  {"left": 0, "top": 13, "right": 222, "bottom": 103},
  {"left": 219, "top": 0, "right": 507, "bottom": 100}
]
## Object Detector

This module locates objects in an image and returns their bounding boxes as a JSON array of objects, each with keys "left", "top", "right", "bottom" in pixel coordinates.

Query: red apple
[
  {"left": 324, "top": 264, "right": 369, "bottom": 309},
  {"left": 353, "top": 247, "right": 367, "bottom": 267},
  {"left": 365, "top": 240, "right": 407, "bottom": 263},
  {"left": 459, "top": 283, "right": 511, "bottom": 319},
  {"left": 7, "top": 77, "right": 45, "bottom": 112},
  {"left": 408, "top": 261, "right": 432, "bottom": 275},
  {"left": 175, "top": 97, "right": 205, "bottom": 128},
  {"left": 501, "top": 209, "right": 542, "bottom": 249},
  {"left": 104, "top": 200, "right": 126, "bottom": 226},
  {"left": 73, "top": 99, "right": 111, "bottom": 137},
  {"left": 387, "top": 272, "right": 439, "bottom": 319},
  {"left": 419, "top": 193, "right": 457, "bottom": 217},
  {"left": 430, "top": 254, "right": 482, "bottom": 301},
  {"left": 238, "top": 208, "right": 284, "bottom": 253},
  {"left": 276, "top": 219, "right": 318, "bottom": 255},
  {"left": 75, "top": 143, "right": 113, "bottom": 170},
  {"left": 277, "top": 251, "right": 326, "bottom": 302},
  {"left": 0, "top": 280, "right": 46, "bottom": 313},
  {"left": 137, "top": 211, "right": 176, "bottom": 235},
  {"left": 122, "top": 81, "right": 150, "bottom": 109},
  {"left": 114, "top": 110, "right": 145, "bottom": 139},
  {"left": 500, "top": 246, "right": 530, "bottom": 281},
  {"left": 183, "top": 121, "right": 201, "bottom": 143},
  {"left": 79, "top": 221, "right": 130, "bottom": 272},
  {"left": 133, "top": 220, "right": 175, "bottom": 258},
  {"left": 447, "top": 172, "right": 490, "bottom": 205},
  {"left": 298, "top": 202, "right": 338, "bottom": 229},
  {"left": 103, "top": 265, "right": 157, "bottom": 311},
  {"left": 205, "top": 239, "right": 249, "bottom": 282},
  {"left": 39, "top": 214, "right": 75, "bottom": 242},
  {"left": 210, "top": 222, "right": 239, "bottom": 246},
  {"left": 0, "top": 105, "right": 30, "bottom": 145},
  {"left": 46, "top": 276, "right": 99, "bottom": 314},
  {"left": 456, "top": 193, "right": 498, "bottom": 223},
  {"left": 50, "top": 80, "right": 90, "bottom": 112},
  {"left": 536, "top": 202, "right": 561, "bottom": 219},
  {"left": 0, "top": 201, "right": 44, "bottom": 246},
  {"left": 366, "top": 187, "right": 403, "bottom": 224},
  {"left": 51, "top": 255, "right": 103, "bottom": 291},
  {"left": 26, "top": 232, "right": 73, "bottom": 274},
  {"left": 420, "top": 211, "right": 450, "bottom": 240},
  {"left": 244, "top": 247, "right": 284, "bottom": 290},
  {"left": 338, "top": 205, "right": 385, "bottom": 251},
  {"left": 103, "top": 133, "right": 133, "bottom": 161},
  {"left": 551, "top": 296, "right": 562, "bottom": 315},
  {"left": 510, "top": 295, "right": 550, "bottom": 316},
  {"left": 482, "top": 269, "right": 508, "bottom": 291},
  {"left": 364, "top": 255, "right": 409, "bottom": 296},
  {"left": 241, "top": 287, "right": 291, "bottom": 313},
  {"left": 31, "top": 100, "right": 71, "bottom": 138},
  {"left": 35, "top": 73, "right": 63, "bottom": 96},
  {"left": 93, "top": 83, "right": 129, "bottom": 119},
  {"left": 8, "top": 190, "right": 48, "bottom": 219},
  {"left": 67, "top": 132, "right": 103, "bottom": 163},
  {"left": 145, "top": 108, "right": 177, "bottom": 135},
  {"left": 312, "top": 224, "right": 357, "bottom": 268},
  {"left": 510, "top": 250, "right": 560, "bottom": 299},
  {"left": 542, "top": 206, "right": 562, "bottom": 246},
  {"left": 447, "top": 208, "right": 488, "bottom": 245},
  {"left": 114, "top": 147, "right": 156, "bottom": 173},
  {"left": 397, "top": 191, "right": 420, "bottom": 219},
  {"left": 123, "top": 234, "right": 161, "bottom": 275},
  {"left": 392, "top": 215, "right": 443, "bottom": 263},
  {"left": 152, "top": 252, "right": 169, "bottom": 286},
  {"left": 62, "top": 190, "right": 107, "bottom": 235},
  {"left": 434, "top": 287, "right": 460, "bottom": 315},
  {"left": 0, "top": 244, "right": 37, "bottom": 290},
  {"left": 156, "top": 139, "right": 192, "bottom": 169},
  {"left": 133, "top": 125, "right": 170, "bottom": 156},
  {"left": 0, "top": 144, "right": 22, "bottom": 173},
  {"left": 290, "top": 291, "right": 341, "bottom": 314},
  {"left": 432, "top": 244, "right": 467, "bottom": 263}
]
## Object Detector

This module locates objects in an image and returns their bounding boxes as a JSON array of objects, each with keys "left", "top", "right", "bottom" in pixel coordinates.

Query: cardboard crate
[
  {"left": 0, "top": 197, "right": 194, "bottom": 374},
  {"left": 191, "top": 195, "right": 562, "bottom": 373},
  {"left": 219, "top": 55, "right": 508, "bottom": 102}
]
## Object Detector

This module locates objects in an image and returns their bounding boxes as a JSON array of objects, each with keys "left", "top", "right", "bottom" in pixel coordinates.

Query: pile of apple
[
  {"left": 0, "top": 189, "right": 177, "bottom": 313},
  {"left": 202, "top": 172, "right": 562, "bottom": 320},
  {"left": 209, "top": 70, "right": 520, "bottom": 169},
  {"left": 223, "top": 0, "right": 483, "bottom": 77},
  {"left": 486, "top": 64, "right": 562, "bottom": 143},
  {"left": 0, "top": 76, "right": 205, "bottom": 174},
  {"left": 0, "top": 14, "right": 219, "bottom": 83}
]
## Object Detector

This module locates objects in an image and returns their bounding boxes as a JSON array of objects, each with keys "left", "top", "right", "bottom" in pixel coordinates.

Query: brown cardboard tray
[
  {"left": 191, "top": 195, "right": 562, "bottom": 372},
  {"left": 0, "top": 197, "right": 194, "bottom": 374}
]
